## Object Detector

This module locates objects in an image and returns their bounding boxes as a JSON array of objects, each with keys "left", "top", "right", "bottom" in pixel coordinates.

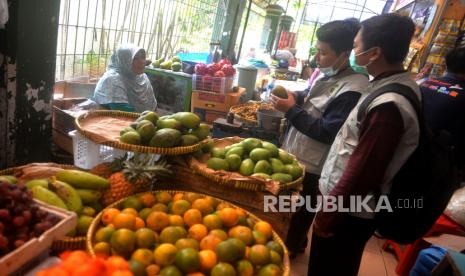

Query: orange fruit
[
  {"left": 200, "top": 235, "right": 222, "bottom": 251},
  {"left": 135, "top": 228, "right": 158, "bottom": 249},
  {"left": 131, "top": 248, "right": 154, "bottom": 266},
  {"left": 110, "top": 270, "right": 133, "bottom": 276},
  {"left": 228, "top": 226, "right": 254, "bottom": 245},
  {"left": 198, "top": 250, "right": 217, "bottom": 272},
  {"left": 160, "top": 226, "right": 188, "bottom": 244},
  {"left": 139, "top": 208, "right": 153, "bottom": 221},
  {"left": 112, "top": 213, "right": 136, "bottom": 230},
  {"left": 146, "top": 211, "right": 170, "bottom": 231},
  {"left": 188, "top": 224, "right": 208, "bottom": 241},
  {"left": 253, "top": 221, "right": 272, "bottom": 239},
  {"left": 173, "top": 193, "right": 184, "bottom": 201},
  {"left": 270, "top": 250, "right": 282, "bottom": 265},
  {"left": 146, "top": 264, "right": 161, "bottom": 276},
  {"left": 95, "top": 226, "right": 115, "bottom": 243},
  {"left": 253, "top": 230, "right": 268, "bottom": 244},
  {"left": 203, "top": 214, "right": 222, "bottom": 231},
  {"left": 175, "top": 248, "right": 200, "bottom": 273},
  {"left": 236, "top": 259, "right": 254, "bottom": 276},
  {"left": 159, "top": 265, "right": 183, "bottom": 276},
  {"left": 215, "top": 202, "right": 230, "bottom": 211},
  {"left": 184, "top": 192, "right": 202, "bottom": 203},
  {"left": 211, "top": 262, "right": 236, "bottom": 276},
  {"left": 257, "top": 264, "right": 282, "bottom": 276},
  {"left": 139, "top": 193, "right": 156, "bottom": 207},
  {"left": 184, "top": 209, "right": 202, "bottom": 227},
  {"left": 151, "top": 203, "right": 168, "bottom": 213},
  {"left": 266, "top": 241, "right": 284, "bottom": 257},
  {"left": 169, "top": 215, "right": 184, "bottom": 227},
  {"left": 204, "top": 196, "right": 220, "bottom": 209},
  {"left": 154, "top": 243, "right": 178, "bottom": 266},
  {"left": 94, "top": 242, "right": 111, "bottom": 257},
  {"left": 135, "top": 217, "right": 145, "bottom": 230},
  {"left": 209, "top": 229, "right": 228, "bottom": 241},
  {"left": 155, "top": 191, "right": 172, "bottom": 204},
  {"left": 105, "top": 256, "right": 129, "bottom": 273},
  {"left": 219, "top": 207, "right": 239, "bottom": 227},
  {"left": 192, "top": 199, "right": 213, "bottom": 216},
  {"left": 110, "top": 229, "right": 136, "bottom": 258},
  {"left": 215, "top": 239, "right": 245, "bottom": 263},
  {"left": 121, "top": 208, "right": 138, "bottom": 216},
  {"left": 102, "top": 208, "right": 120, "bottom": 225},
  {"left": 171, "top": 199, "right": 191, "bottom": 216},
  {"left": 236, "top": 208, "right": 247, "bottom": 218},
  {"left": 187, "top": 273, "right": 205, "bottom": 276},
  {"left": 248, "top": 244, "right": 271, "bottom": 266},
  {"left": 175, "top": 238, "right": 200, "bottom": 251}
]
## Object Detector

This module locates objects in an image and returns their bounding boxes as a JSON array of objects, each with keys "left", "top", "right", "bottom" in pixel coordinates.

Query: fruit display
[
  {"left": 0, "top": 180, "right": 60, "bottom": 257},
  {"left": 201, "top": 138, "right": 303, "bottom": 184},
  {"left": 88, "top": 191, "right": 288, "bottom": 276},
  {"left": 193, "top": 59, "right": 236, "bottom": 93},
  {"left": 36, "top": 251, "right": 133, "bottom": 276},
  {"left": 152, "top": 56, "right": 182, "bottom": 72},
  {"left": 230, "top": 101, "right": 275, "bottom": 123},
  {"left": 120, "top": 110, "right": 211, "bottom": 148}
]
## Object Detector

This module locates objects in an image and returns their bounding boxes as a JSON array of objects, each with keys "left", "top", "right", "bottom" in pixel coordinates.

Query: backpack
[{"left": 357, "top": 83, "right": 459, "bottom": 244}]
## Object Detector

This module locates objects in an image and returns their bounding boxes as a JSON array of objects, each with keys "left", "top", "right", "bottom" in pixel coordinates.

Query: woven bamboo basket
[
  {"left": 0, "top": 164, "right": 87, "bottom": 251},
  {"left": 188, "top": 137, "right": 304, "bottom": 194},
  {"left": 75, "top": 110, "right": 207, "bottom": 155},
  {"left": 87, "top": 190, "right": 290, "bottom": 276}
]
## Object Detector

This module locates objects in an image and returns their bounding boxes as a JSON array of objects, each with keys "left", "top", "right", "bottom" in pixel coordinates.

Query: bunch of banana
[{"left": 23, "top": 169, "right": 110, "bottom": 237}]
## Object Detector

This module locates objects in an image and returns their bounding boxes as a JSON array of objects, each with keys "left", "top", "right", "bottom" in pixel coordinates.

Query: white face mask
[{"left": 319, "top": 54, "right": 345, "bottom": 77}]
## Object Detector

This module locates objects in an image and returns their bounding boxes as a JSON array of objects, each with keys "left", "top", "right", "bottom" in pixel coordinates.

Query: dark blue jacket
[{"left": 420, "top": 73, "right": 465, "bottom": 167}]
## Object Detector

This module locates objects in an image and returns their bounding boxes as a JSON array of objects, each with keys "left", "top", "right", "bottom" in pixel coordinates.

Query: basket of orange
[{"left": 87, "top": 190, "right": 290, "bottom": 276}]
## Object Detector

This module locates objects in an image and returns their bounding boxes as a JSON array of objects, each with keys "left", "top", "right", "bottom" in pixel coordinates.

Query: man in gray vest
[
  {"left": 309, "top": 14, "right": 418, "bottom": 275},
  {"left": 270, "top": 19, "right": 368, "bottom": 256}
]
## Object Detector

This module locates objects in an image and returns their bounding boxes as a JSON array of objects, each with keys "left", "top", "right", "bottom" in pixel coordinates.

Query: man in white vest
[
  {"left": 309, "top": 14, "right": 418, "bottom": 275},
  {"left": 270, "top": 19, "right": 368, "bottom": 256}
]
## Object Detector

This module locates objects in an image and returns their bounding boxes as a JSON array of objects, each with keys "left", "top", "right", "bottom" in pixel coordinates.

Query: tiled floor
[{"left": 290, "top": 231, "right": 399, "bottom": 276}]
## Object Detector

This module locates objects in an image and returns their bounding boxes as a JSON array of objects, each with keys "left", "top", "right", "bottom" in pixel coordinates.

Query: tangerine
[
  {"left": 219, "top": 207, "right": 239, "bottom": 227},
  {"left": 146, "top": 211, "right": 170, "bottom": 231},
  {"left": 183, "top": 209, "right": 202, "bottom": 227},
  {"left": 198, "top": 249, "right": 217, "bottom": 272},
  {"left": 102, "top": 208, "right": 120, "bottom": 225},
  {"left": 188, "top": 224, "right": 208, "bottom": 241}
]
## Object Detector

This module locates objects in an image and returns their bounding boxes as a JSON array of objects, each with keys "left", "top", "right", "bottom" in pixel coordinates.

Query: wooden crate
[
  {"left": 52, "top": 98, "right": 87, "bottom": 154},
  {"left": 157, "top": 160, "right": 296, "bottom": 240},
  {"left": 0, "top": 200, "right": 77, "bottom": 275},
  {"left": 191, "top": 88, "right": 245, "bottom": 113}
]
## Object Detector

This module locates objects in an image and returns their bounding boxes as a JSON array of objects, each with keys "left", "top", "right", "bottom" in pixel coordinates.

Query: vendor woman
[
  {"left": 270, "top": 19, "right": 368, "bottom": 257},
  {"left": 92, "top": 44, "right": 157, "bottom": 112}
]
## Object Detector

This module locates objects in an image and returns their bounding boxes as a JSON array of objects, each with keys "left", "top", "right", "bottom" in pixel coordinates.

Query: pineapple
[
  {"left": 89, "top": 155, "right": 126, "bottom": 178},
  {"left": 102, "top": 153, "right": 172, "bottom": 206}
]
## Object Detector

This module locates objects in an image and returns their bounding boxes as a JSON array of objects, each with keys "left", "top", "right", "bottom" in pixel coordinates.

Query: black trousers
[
  {"left": 285, "top": 172, "right": 320, "bottom": 252},
  {"left": 308, "top": 215, "right": 376, "bottom": 276}
]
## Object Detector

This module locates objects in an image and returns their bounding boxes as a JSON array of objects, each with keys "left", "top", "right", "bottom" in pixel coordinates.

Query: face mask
[
  {"left": 319, "top": 54, "right": 345, "bottom": 77},
  {"left": 350, "top": 48, "right": 374, "bottom": 70},
  {"left": 349, "top": 50, "right": 368, "bottom": 75}
]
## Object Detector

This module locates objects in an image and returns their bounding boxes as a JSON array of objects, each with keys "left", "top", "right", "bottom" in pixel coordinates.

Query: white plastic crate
[{"left": 69, "top": 130, "right": 127, "bottom": 169}]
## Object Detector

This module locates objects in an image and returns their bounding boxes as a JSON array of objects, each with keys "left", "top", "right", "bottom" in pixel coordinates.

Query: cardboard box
[
  {"left": 193, "top": 108, "right": 227, "bottom": 124},
  {"left": 191, "top": 88, "right": 245, "bottom": 113},
  {"left": 52, "top": 98, "right": 87, "bottom": 154}
]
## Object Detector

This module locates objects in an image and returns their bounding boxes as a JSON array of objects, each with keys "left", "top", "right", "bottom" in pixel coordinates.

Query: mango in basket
[
  {"left": 120, "top": 131, "right": 142, "bottom": 145},
  {"left": 173, "top": 112, "right": 201, "bottom": 129},
  {"left": 190, "top": 123, "right": 211, "bottom": 140},
  {"left": 150, "top": 129, "right": 182, "bottom": 148}
]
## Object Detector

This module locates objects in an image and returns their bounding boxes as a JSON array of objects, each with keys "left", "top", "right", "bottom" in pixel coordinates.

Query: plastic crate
[
  {"left": 177, "top": 52, "right": 209, "bottom": 63},
  {"left": 192, "top": 74, "right": 234, "bottom": 93},
  {"left": 69, "top": 130, "right": 127, "bottom": 169}
]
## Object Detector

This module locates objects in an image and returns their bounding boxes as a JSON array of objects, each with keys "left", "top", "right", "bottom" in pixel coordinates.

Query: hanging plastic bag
[{"left": 0, "top": 0, "right": 8, "bottom": 29}]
